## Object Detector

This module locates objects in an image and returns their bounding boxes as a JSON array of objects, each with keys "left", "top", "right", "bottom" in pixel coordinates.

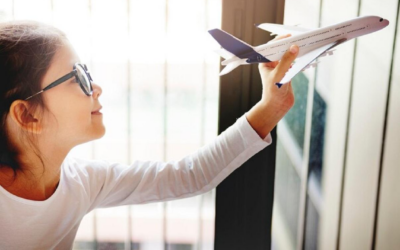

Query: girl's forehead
[{"left": 54, "top": 43, "right": 80, "bottom": 67}]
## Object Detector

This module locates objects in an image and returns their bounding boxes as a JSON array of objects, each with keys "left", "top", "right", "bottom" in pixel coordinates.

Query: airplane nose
[
  {"left": 379, "top": 17, "right": 390, "bottom": 27},
  {"left": 382, "top": 19, "right": 390, "bottom": 27}
]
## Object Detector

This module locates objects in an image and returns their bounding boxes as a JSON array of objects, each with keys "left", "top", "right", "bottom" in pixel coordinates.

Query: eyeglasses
[{"left": 24, "top": 63, "right": 93, "bottom": 100}]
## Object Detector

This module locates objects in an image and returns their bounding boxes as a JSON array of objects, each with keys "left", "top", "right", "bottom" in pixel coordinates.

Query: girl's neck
[
  {"left": 0, "top": 168, "right": 60, "bottom": 201},
  {"left": 0, "top": 148, "right": 68, "bottom": 201}
]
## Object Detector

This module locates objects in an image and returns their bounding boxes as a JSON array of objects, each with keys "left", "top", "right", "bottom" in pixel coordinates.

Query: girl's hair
[{"left": 0, "top": 20, "right": 67, "bottom": 177}]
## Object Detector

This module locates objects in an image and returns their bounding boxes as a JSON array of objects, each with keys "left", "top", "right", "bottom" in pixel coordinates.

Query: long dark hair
[{"left": 0, "top": 20, "right": 67, "bottom": 177}]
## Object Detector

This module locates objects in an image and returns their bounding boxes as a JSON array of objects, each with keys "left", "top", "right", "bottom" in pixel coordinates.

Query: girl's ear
[{"left": 8, "top": 100, "right": 42, "bottom": 134}]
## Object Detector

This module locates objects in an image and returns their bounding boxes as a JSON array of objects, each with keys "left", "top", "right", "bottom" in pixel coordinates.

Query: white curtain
[{"left": 0, "top": 0, "right": 221, "bottom": 249}]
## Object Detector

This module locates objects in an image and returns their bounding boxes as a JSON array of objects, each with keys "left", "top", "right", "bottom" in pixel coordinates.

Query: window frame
[{"left": 214, "top": 0, "right": 285, "bottom": 249}]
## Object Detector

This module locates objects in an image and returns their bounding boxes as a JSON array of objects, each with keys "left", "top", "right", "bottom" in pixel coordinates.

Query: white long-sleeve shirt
[{"left": 0, "top": 115, "right": 272, "bottom": 249}]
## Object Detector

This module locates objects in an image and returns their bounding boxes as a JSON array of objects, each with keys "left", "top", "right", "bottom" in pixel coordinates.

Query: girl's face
[{"left": 39, "top": 41, "right": 105, "bottom": 148}]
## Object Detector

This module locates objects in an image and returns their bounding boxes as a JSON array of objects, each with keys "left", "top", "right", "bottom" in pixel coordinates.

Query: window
[{"left": 271, "top": 1, "right": 324, "bottom": 249}]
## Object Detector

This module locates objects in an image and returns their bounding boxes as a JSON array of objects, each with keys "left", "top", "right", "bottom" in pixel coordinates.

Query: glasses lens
[{"left": 76, "top": 64, "right": 92, "bottom": 95}]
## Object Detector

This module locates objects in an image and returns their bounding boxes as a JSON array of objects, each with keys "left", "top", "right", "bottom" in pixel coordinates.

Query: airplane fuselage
[{"left": 222, "top": 16, "right": 388, "bottom": 65}]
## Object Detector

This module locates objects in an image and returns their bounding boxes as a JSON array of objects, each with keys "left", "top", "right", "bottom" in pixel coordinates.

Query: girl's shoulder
[{"left": 61, "top": 156, "right": 110, "bottom": 184}]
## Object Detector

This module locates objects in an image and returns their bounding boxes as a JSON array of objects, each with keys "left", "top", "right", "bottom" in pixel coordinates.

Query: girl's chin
[
  {"left": 95, "top": 126, "right": 106, "bottom": 138},
  {"left": 89, "top": 125, "right": 106, "bottom": 140}
]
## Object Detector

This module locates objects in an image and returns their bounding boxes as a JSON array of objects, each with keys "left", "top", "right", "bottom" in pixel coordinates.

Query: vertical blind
[
  {"left": 272, "top": 0, "right": 400, "bottom": 249},
  {"left": 0, "top": 0, "right": 222, "bottom": 249}
]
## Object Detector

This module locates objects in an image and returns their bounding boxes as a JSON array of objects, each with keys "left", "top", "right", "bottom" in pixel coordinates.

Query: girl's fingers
[
  {"left": 260, "top": 34, "right": 292, "bottom": 69},
  {"left": 273, "top": 45, "right": 299, "bottom": 81},
  {"left": 259, "top": 61, "right": 279, "bottom": 69}
]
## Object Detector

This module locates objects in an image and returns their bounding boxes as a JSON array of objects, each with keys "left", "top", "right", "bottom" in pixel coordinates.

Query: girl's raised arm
[{"left": 68, "top": 45, "right": 299, "bottom": 210}]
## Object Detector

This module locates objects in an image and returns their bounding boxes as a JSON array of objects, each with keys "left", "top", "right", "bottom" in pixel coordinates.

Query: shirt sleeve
[{"left": 78, "top": 113, "right": 273, "bottom": 210}]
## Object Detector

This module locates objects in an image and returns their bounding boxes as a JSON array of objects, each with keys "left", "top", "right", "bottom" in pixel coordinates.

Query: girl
[{"left": 0, "top": 21, "right": 298, "bottom": 249}]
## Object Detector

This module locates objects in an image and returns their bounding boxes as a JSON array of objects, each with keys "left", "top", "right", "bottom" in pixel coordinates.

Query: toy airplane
[{"left": 208, "top": 16, "right": 389, "bottom": 88}]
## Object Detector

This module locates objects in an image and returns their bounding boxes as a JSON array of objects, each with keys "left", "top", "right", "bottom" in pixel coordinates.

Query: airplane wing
[
  {"left": 256, "top": 23, "right": 312, "bottom": 36},
  {"left": 277, "top": 39, "right": 346, "bottom": 87},
  {"left": 219, "top": 59, "right": 243, "bottom": 75}
]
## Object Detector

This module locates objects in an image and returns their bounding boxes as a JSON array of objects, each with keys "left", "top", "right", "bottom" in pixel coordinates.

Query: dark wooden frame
[{"left": 214, "top": 0, "right": 285, "bottom": 249}]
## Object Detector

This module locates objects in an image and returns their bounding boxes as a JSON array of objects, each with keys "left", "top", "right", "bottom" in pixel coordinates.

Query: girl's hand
[
  {"left": 246, "top": 34, "right": 299, "bottom": 138},
  {"left": 259, "top": 34, "right": 298, "bottom": 110}
]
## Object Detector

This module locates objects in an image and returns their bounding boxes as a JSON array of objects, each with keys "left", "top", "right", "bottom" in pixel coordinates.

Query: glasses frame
[{"left": 24, "top": 63, "right": 93, "bottom": 101}]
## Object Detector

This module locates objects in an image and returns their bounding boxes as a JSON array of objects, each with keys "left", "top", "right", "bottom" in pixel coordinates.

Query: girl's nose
[{"left": 92, "top": 83, "right": 102, "bottom": 98}]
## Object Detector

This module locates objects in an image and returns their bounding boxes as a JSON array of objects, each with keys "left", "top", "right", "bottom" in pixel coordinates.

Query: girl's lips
[{"left": 91, "top": 106, "right": 102, "bottom": 115}]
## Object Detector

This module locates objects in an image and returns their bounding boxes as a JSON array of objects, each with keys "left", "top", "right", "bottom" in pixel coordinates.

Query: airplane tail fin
[
  {"left": 208, "top": 29, "right": 254, "bottom": 59},
  {"left": 219, "top": 60, "right": 242, "bottom": 76}
]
